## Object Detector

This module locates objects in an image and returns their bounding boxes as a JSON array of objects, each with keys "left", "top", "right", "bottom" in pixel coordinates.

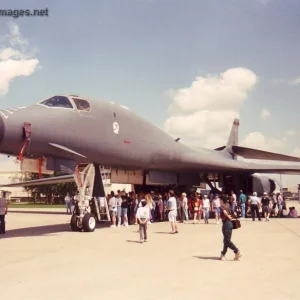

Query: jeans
[
  {"left": 231, "top": 203, "right": 237, "bottom": 213},
  {"left": 240, "top": 203, "right": 246, "bottom": 218},
  {"left": 139, "top": 223, "right": 147, "bottom": 240},
  {"left": 183, "top": 207, "right": 189, "bottom": 221},
  {"left": 221, "top": 220, "right": 239, "bottom": 255},
  {"left": 117, "top": 206, "right": 122, "bottom": 225},
  {"left": 203, "top": 207, "right": 209, "bottom": 221},
  {"left": 0, "top": 214, "right": 5, "bottom": 234}
]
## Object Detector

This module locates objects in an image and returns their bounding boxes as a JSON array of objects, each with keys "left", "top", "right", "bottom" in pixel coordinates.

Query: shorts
[
  {"left": 262, "top": 205, "right": 270, "bottom": 214},
  {"left": 110, "top": 210, "right": 116, "bottom": 217},
  {"left": 168, "top": 210, "right": 177, "bottom": 222},
  {"left": 214, "top": 207, "right": 221, "bottom": 215},
  {"left": 121, "top": 207, "right": 128, "bottom": 216}
]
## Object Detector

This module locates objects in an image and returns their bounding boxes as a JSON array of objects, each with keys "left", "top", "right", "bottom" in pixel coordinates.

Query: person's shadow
[{"left": 193, "top": 256, "right": 220, "bottom": 261}]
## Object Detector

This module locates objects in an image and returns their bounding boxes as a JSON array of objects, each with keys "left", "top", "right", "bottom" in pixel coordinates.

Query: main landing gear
[{"left": 70, "top": 163, "right": 110, "bottom": 232}]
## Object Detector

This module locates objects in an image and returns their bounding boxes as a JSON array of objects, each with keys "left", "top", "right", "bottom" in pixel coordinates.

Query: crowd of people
[{"left": 100, "top": 189, "right": 298, "bottom": 227}]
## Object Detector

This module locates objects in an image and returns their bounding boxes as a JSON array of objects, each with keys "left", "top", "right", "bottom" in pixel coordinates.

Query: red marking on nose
[{"left": 124, "top": 140, "right": 131, "bottom": 144}]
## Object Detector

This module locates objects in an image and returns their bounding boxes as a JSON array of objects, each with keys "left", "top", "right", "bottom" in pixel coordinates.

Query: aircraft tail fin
[
  {"left": 214, "top": 118, "right": 239, "bottom": 159},
  {"left": 226, "top": 118, "right": 239, "bottom": 148}
]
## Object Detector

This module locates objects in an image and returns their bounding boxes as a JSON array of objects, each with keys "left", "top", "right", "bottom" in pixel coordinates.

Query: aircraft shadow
[
  {"left": 1, "top": 223, "right": 70, "bottom": 239},
  {"left": 193, "top": 256, "right": 221, "bottom": 261},
  {"left": 8, "top": 210, "right": 67, "bottom": 215},
  {"left": 1, "top": 222, "right": 112, "bottom": 239}
]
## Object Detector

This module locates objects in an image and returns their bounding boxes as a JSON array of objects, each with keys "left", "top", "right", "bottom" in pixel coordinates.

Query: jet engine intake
[{"left": 251, "top": 174, "right": 278, "bottom": 195}]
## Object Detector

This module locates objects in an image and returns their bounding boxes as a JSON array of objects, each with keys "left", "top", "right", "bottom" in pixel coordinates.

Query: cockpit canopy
[{"left": 39, "top": 95, "right": 90, "bottom": 111}]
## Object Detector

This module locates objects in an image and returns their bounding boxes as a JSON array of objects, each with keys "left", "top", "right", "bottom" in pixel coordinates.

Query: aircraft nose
[{"left": 0, "top": 114, "right": 5, "bottom": 145}]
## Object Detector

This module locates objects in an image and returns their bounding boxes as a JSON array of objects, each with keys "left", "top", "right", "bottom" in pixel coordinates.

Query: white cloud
[
  {"left": 260, "top": 108, "right": 271, "bottom": 119},
  {"left": 164, "top": 67, "right": 258, "bottom": 149},
  {"left": 289, "top": 77, "right": 300, "bottom": 86},
  {"left": 286, "top": 129, "right": 296, "bottom": 137},
  {"left": 0, "top": 22, "right": 39, "bottom": 96}
]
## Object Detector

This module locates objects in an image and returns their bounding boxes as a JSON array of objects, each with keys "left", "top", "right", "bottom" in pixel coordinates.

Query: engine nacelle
[{"left": 251, "top": 174, "right": 280, "bottom": 196}]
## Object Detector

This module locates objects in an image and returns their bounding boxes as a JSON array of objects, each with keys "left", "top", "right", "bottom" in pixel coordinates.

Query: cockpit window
[
  {"left": 72, "top": 98, "right": 90, "bottom": 111},
  {"left": 40, "top": 96, "right": 73, "bottom": 109}
]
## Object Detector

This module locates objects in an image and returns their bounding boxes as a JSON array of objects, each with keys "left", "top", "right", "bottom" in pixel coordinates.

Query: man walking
[
  {"left": 167, "top": 190, "right": 178, "bottom": 234},
  {"left": 239, "top": 190, "right": 247, "bottom": 219},
  {"left": 250, "top": 192, "right": 261, "bottom": 221},
  {"left": 261, "top": 192, "right": 271, "bottom": 221},
  {"left": 0, "top": 192, "right": 8, "bottom": 234}
]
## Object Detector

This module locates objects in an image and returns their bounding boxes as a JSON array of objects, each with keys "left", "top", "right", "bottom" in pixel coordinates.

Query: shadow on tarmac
[
  {"left": 0, "top": 222, "right": 112, "bottom": 239},
  {"left": 126, "top": 239, "right": 141, "bottom": 244},
  {"left": 8, "top": 210, "right": 67, "bottom": 215},
  {"left": 193, "top": 256, "right": 221, "bottom": 261}
]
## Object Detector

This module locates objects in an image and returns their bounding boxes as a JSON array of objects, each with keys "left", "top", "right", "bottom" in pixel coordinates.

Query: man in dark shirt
[
  {"left": 121, "top": 192, "right": 129, "bottom": 226},
  {"left": 261, "top": 192, "right": 271, "bottom": 222},
  {"left": 220, "top": 195, "right": 242, "bottom": 261}
]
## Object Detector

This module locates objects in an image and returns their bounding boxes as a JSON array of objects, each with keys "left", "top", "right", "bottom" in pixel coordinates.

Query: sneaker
[
  {"left": 234, "top": 251, "right": 243, "bottom": 261},
  {"left": 140, "top": 240, "right": 143, "bottom": 243},
  {"left": 144, "top": 239, "right": 147, "bottom": 242},
  {"left": 110, "top": 225, "right": 116, "bottom": 228}
]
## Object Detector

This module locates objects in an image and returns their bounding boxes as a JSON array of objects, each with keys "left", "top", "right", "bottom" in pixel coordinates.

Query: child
[{"left": 136, "top": 199, "right": 149, "bottom": 243}]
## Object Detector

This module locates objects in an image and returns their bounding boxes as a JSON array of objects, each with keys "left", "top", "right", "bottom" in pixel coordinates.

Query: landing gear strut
[{"left": 70, "top": 163, "right": 110, "bottom": 232}]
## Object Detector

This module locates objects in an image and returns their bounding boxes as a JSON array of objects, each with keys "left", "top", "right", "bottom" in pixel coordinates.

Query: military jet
[{"left": 0, "top": 94, "right": 300, "bottom": 232}]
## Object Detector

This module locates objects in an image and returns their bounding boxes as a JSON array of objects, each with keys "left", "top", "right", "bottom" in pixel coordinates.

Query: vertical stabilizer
[
  {"left": 226, "top": 118, "right": 239, "bottom": 159},
  {"left": 227, "top": 118, "right": 239, "bottom": 147}
]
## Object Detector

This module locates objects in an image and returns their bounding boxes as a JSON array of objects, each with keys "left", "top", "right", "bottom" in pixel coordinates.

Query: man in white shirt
[
  {"left": 136, "top": 199, "right": 149, "bottom": 243},
  {"left": 203, "top": 195, "right": 210, "bottom": 224},
  {"left": 64, "top": 192, "right": 72, "bottom": 214},
  {"left": 167, "top": 190, "right": 178, "bottom": 234},
  {"left": 181, "top": 193, "right": 189, "bottom": 221},
  {"left": 250, "top": 192, "right": 262, "bottom": 221}
]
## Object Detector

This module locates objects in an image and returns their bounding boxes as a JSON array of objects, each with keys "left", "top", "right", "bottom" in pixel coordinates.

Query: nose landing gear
[{"left": 70, "top": 163, "right": 110, "bottom": 232}]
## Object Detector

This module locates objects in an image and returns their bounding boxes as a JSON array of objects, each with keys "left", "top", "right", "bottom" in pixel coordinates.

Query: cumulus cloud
[
  {"left": 0, "top": 22, "right": 39, "bottom": 96},
  {"left": 289, "top": 77, "right": 300, "bottom": 86},
  {"left": 242, "top": 132, "right": 286, "bottom": 152},
  {"left": 286, "top": 129, "right": 296, "bottom": 137},
  {"left": 260, "top": 108, "right": 271, "bottom": 119},
  {"left": 164, "top": 67, "right": 258, "bottom": 149}
]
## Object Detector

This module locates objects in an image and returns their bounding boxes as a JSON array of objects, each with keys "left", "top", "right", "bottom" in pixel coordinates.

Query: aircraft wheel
[
  {"left": 70, "top": 214, "right": 82, "bottom": 232},
  {"left": 82, "top": 213, "right": 96, "bottom": 232}
]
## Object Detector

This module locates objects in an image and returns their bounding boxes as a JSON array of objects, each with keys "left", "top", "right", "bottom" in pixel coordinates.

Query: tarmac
[{"left": 1, "top": 204, "right": 300, "bottom": 300}]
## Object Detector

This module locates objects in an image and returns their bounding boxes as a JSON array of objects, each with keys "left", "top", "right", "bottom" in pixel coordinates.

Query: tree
[{"left": 10, "top": 171, "right": 77, "bottom": 204}]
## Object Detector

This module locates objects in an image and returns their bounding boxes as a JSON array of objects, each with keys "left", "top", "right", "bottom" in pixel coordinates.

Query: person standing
[
  {"left": 167, "top": 190, "right": 178, "bottom": 234},
  {"left": 230, "top": 191, "right": 237, "bottom": 213},
  {"left": 181, "top": 193, "right": 189, "bottom": 222},
  {"left": 261, "top": 192, "right": 271, "bottom": 222},
  {"left": 250, "top": 192, "right": 262, "bottom": 221},
  {"left": 203, "top": 195, "right": 210, "bottom": 224},
  {"left": 239, "top": 190, "right": 247, "bottom": 219},
  {"left": 219, "top": 195, "right": 242, "bottom": 261},
  {"left": 136, "top": 199, "right": 149, "bottom": 243},
  {"left": 0, "top": 192, "right": 8, "bottom": 234},
  {"left": 64, "top": 192, "right": 72, "bottom": 214},
  {"left": 212, "top": 194, "right": 221, "bottom": 225}
]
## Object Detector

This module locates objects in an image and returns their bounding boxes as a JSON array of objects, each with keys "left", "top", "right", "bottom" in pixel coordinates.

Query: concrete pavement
[{"left": 0, "top": 206, "right": 299, "bottom": 300}]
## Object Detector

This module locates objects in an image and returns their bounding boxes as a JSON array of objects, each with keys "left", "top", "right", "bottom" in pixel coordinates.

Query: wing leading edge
[{"left": 0, "top": 175, "right": 74, "bottom": 188}]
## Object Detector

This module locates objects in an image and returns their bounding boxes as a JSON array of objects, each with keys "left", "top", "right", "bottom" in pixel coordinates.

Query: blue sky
[{"left": 1, "top": 0, "right": 300, "bottom": 186}]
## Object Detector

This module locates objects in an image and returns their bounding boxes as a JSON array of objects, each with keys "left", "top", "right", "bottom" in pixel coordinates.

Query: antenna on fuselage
[{"left": 175, "top": 138, "right": 180, "bottom": 142}]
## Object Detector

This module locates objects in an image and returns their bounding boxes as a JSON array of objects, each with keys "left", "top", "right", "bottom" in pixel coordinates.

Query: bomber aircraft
[{"left": 0, "top": 94, "right": 300, "bottom": 232}]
